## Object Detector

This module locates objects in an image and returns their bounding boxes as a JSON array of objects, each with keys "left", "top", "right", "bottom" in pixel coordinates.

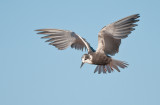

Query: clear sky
[{"left": 0, "top": 0, "right": 160, "bottom": 105}]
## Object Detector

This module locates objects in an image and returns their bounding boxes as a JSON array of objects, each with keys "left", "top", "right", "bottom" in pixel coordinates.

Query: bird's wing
[
  {"left": 35, "top": 29, "right": 94, "bottom": 53},
  {"left": 96, "top": 14, "right": 140, "bottom": 55}
]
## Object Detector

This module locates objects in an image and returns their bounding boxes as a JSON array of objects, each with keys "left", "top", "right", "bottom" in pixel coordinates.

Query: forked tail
[{"left": 94, "top": 59, "right": 128, "bottom": 74}]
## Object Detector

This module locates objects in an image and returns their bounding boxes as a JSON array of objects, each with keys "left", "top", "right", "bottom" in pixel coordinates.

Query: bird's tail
[
  {"left": 110, "top": 59, "right": 128, "bottom": 72},
  {"left": 94, "top": 59, "right": 128, "bottom": 74}
]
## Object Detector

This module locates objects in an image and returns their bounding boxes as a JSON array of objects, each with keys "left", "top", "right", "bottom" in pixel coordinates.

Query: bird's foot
[
  {"left": 104, "top": 68, "right": 107, "bottom": 73},
  {"left": 109, "top": 64, "right": 114, "bottom": 71}
]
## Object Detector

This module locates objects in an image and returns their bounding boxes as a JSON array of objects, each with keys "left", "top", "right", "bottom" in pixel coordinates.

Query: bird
[{"left": 35, "top": 14, "right": 140, "bottom": 74}]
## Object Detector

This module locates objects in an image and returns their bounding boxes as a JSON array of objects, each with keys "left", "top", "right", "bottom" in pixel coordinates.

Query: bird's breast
[{"left": 91, "top": 53, "right": 111, "bottom": 65}]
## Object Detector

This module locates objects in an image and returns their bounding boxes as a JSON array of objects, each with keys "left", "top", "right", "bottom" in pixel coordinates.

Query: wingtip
[
  {"left": 35, "top": 29, "right": 44, "bottom": 31},
  {"left": 133, "top": 13, "right": 140, "bottom": 16},
  {"left": 134, "top": 14, "right": 140, "bottom": 18},
  {"left": 128, "top": 14, "right": 140, "bottom": 19},
  {"left": 135, "top": 13, "right": 140, "bottom": 16},
  {"left": 35, "top": 29, "right": 40, "bottom": 31}
]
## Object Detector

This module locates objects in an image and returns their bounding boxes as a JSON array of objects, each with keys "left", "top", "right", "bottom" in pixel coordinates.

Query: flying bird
[{"left": 35, "top": 14, "right": 140, "bottom": 74}]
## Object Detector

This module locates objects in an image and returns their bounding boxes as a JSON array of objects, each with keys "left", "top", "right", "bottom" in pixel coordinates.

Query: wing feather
[
  {"left": 36, "top": 29, "right": 94, "bottom": 53},
  {"left": 96, "top": 14, "right": 140, "bottom": 55}
]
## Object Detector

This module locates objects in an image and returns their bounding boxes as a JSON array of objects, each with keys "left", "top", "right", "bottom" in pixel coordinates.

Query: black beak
[{"left": 80, "top": 62, "right": 84, "bottom": 68}]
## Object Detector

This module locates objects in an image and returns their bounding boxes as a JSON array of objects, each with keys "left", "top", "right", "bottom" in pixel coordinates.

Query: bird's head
[{"left": 80, "top": 54, "right": 92, "bottom": 68}]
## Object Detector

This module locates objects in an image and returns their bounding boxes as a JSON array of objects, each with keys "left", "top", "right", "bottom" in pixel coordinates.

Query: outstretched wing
[
  {"left": 35, "top": 29, "right": 94, "bottom": 53},
  {"left": 96, "top": 14, "right": 140, "bottom": 55}
]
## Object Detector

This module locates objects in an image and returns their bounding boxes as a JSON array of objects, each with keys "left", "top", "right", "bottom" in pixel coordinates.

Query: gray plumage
[
  {"left": 36, "top": 14, "right": 140, "bottom": 74},
  {"left": 97, "top": 14, "right": 139, "bottom": 55}
]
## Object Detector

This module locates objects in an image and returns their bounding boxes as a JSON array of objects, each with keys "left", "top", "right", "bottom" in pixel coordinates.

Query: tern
[{"left": 36, "top": 14, "right": 140, "bottom": 74}]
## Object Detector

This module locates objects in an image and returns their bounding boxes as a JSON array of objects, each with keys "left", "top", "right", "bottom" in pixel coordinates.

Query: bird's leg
[
  {"left": 104, "top": 67, "right": 107, "bottom": 73},
  {"left": 109, "top": 63, "right": 114, "bottom": 71}
]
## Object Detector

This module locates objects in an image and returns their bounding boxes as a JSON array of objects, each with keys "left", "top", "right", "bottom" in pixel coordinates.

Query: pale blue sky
[{"left": 0, "top": 0, "right": 160, "bottom": 105}]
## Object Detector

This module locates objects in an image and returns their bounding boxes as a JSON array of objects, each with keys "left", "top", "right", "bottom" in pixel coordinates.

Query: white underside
[
  {"left": 84, "top": 59, "right": 92, "bottom": 64},
  {"left": 82, "top": 54, "right": 93, "bottom": 64}
]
